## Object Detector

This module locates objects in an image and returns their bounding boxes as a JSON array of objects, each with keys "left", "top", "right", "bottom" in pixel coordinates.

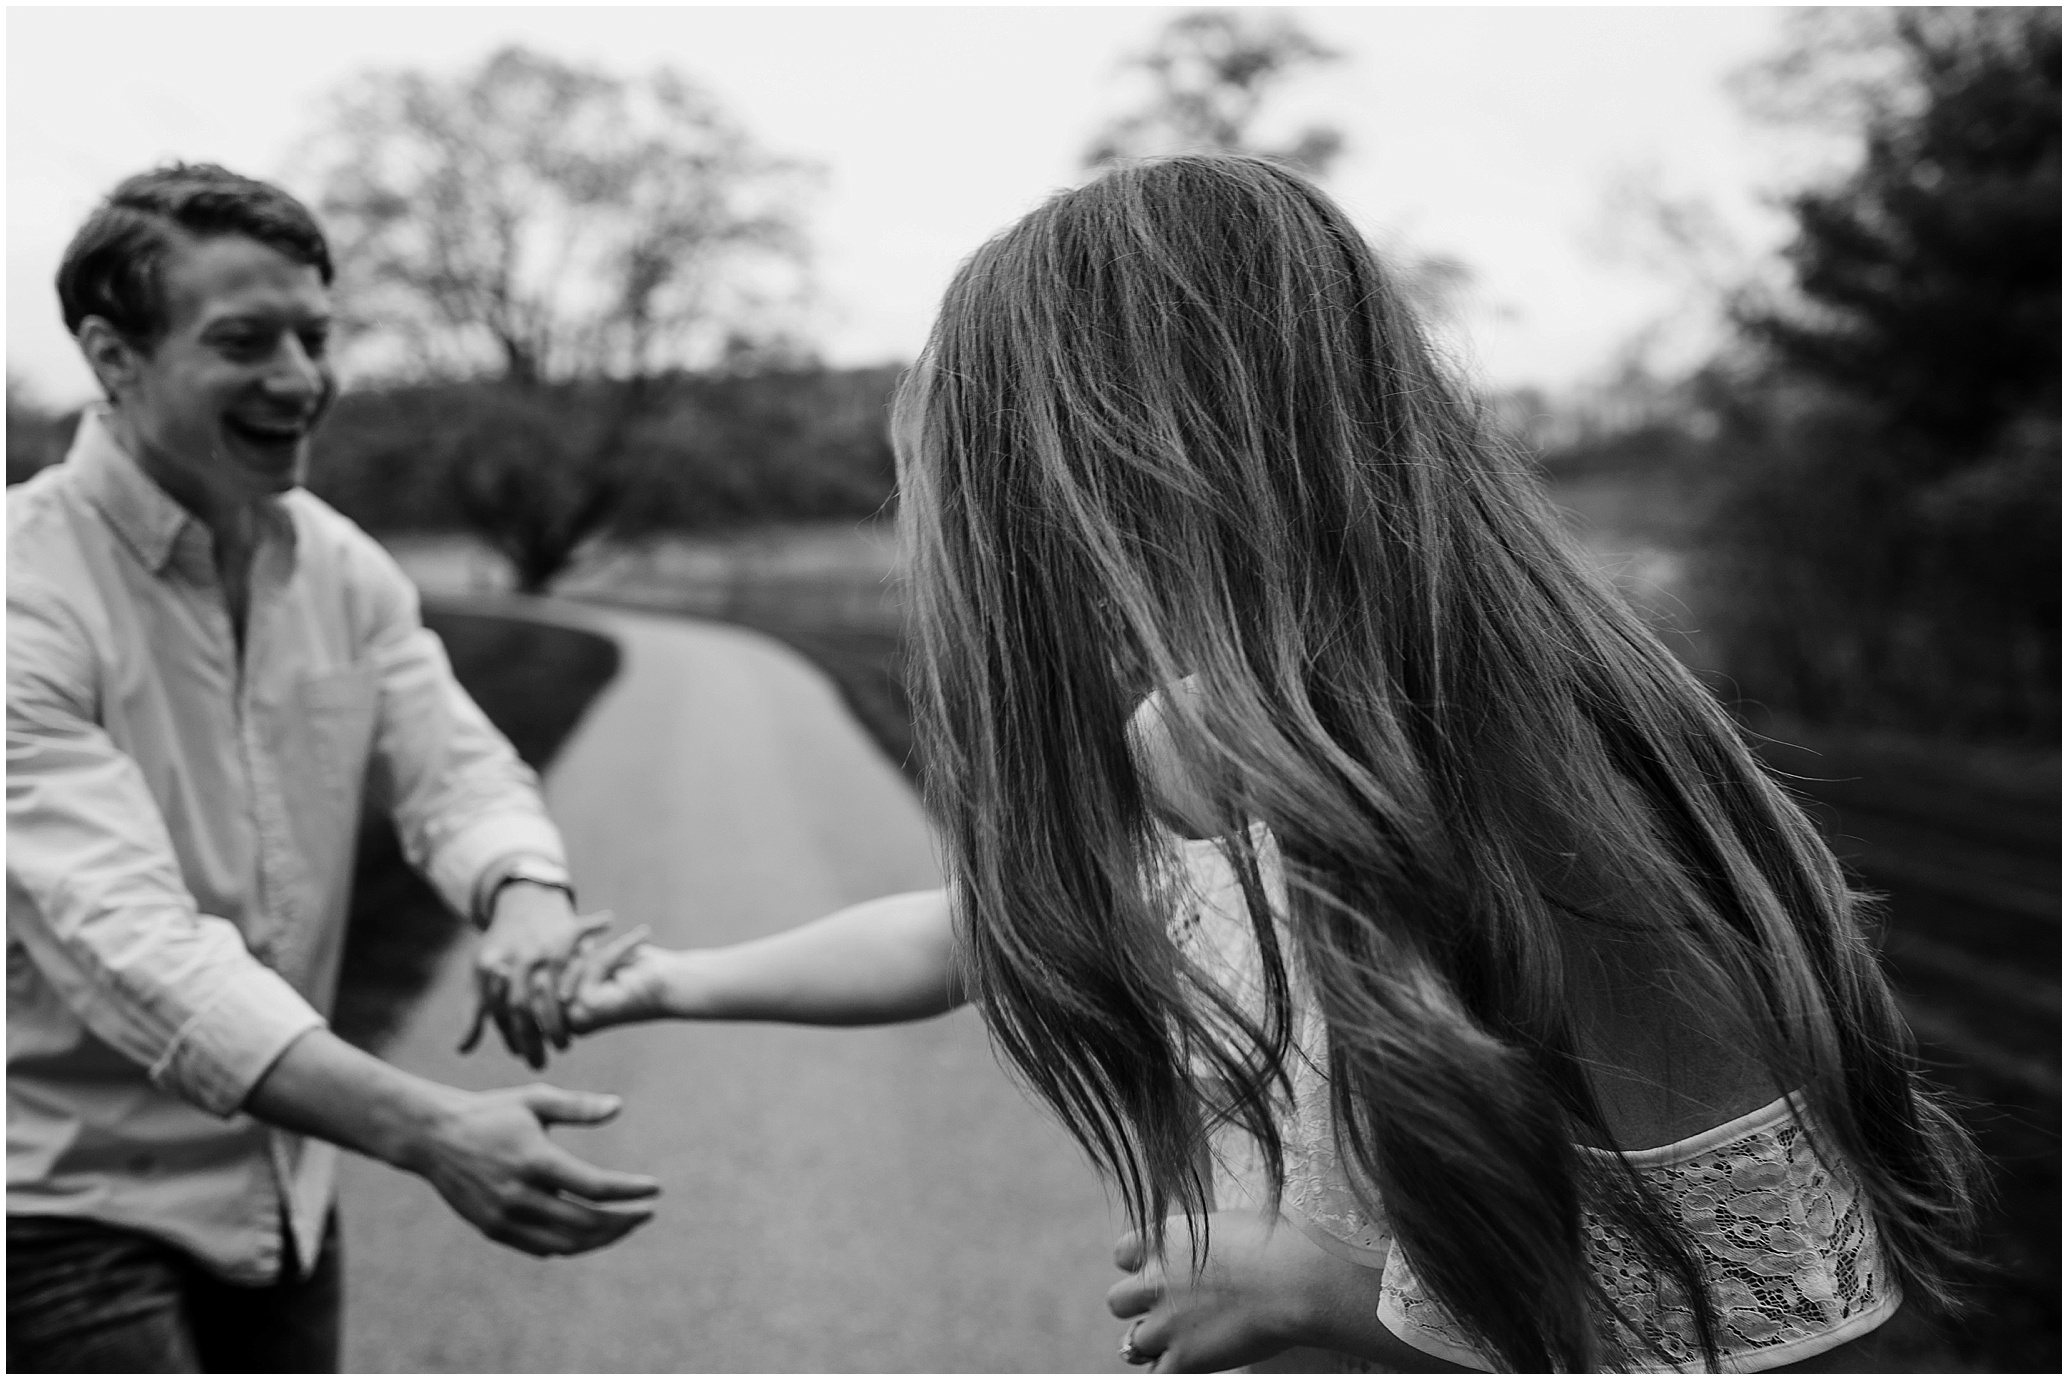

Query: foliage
[
  {"left": 1082, "top": 11, "right": 1471, "bottom": 325},
  {"left": 296, "top": 45, "right": 817, "bottom": 590},
  {"left": 303, "top": 366, "right": 899, "bottom": 557},
  {"left": 7, "top": 378, "right": 79, "bottom": 486},
  {"left": 1697, "top": 377, "right": 2057, "bottom": 740},
  {"left": 1693, "top": 7, "right": 2060, "bottom": 744},
  {"left": 1734, "top": 8, "right": 2060, "bottom": 466},
  {"left": 621, "top": 366, "right": 900, "bottom": 535},
  {"left": 441, "top": 381, "right": 642, "bottom": 593},
  {"left": 1084, "top": 10, "right": 1345, "bottom": 176},
  {"left": 303, "top": 44, "right": 813, "bottom": 385}
]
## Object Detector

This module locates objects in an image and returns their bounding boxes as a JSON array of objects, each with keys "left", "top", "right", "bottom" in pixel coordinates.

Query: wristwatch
[{"left": 476, "top": 858, "right": 576, "bottom": 928}]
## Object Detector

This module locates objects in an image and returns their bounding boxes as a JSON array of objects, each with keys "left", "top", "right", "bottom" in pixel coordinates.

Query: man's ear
[{"left": 75, "top": 316, "right": 143, "bottom": 402}]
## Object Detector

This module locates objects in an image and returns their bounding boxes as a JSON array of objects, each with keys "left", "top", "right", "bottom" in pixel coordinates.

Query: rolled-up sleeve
[
  {"left": 7, "top": 578, "right": 324, "bottom": 1117},
  {"left": 351, "top": 542, "right": 567, "bottom": 922}
]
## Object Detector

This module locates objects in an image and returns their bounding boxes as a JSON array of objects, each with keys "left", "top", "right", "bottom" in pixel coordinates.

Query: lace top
[
  {"left": 1156, "top": 826, "right": 1900, "bottom": 1374},
  {"left": 1377, "top": 1094, "right": 1901, "bottom": 1372}
]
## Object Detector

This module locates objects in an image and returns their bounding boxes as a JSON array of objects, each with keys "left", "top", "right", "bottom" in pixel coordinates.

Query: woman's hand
[
  {"left": 1107, "top": 1210, "right": 1379, "bottom": 1373},
  {"left": 562, "top": 926, "right": 672, "bottom": 1033}
]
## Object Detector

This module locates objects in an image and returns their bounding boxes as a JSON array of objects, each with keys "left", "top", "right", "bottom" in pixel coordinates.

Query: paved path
[{"left": 340, "top": 604, "right": 1129, "bottom": 1372}]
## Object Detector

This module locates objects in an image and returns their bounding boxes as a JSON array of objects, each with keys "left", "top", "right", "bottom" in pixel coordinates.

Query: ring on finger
[{"left": 1119, "top": 1319, "right": 1150, "bottom": 1367}]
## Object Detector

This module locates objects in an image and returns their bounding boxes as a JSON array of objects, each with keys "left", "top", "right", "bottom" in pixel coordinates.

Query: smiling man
[{"left": 6, "top": 164, "right": 658, "bottom": 1372}]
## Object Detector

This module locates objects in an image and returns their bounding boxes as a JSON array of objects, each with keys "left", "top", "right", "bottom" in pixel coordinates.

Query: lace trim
[
  {"left": 1582, "top": 1093, "right": 1799, "bottom": 1168},
  {"left": 1156, "top": 828, "right": 1895, "bottom": 1373},
  {"left": 1377, "top": 1104, "right": 1900, "bottom": 1372}
]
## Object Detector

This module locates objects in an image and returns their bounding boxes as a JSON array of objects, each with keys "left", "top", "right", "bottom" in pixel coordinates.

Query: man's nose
[{"left": 264, "top": 335, "right": 330, "bottom": 406}]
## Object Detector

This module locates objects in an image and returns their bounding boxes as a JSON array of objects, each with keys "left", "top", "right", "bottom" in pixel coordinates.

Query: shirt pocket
[{"left": 297, "top": 664, "right": 381, "bottom": 795}]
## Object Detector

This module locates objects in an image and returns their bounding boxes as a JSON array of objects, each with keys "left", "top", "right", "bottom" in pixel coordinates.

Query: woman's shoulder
[{"left": 1127, "top": 677, "right": 1223, "bottom": 838}]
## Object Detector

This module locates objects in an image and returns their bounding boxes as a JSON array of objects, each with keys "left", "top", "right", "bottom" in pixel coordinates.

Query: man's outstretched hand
[
  {"left": 246, "top": 1028, "right": 659, "bottom": 1259},
  {"left": 464, "top": 886, "right": 611, "bottom": 1069},
  {"left": 402, "top": 1083, "right": 660, "bottom": 1257}
]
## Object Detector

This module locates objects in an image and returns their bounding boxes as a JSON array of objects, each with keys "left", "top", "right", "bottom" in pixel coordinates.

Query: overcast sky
[{"left": 8, "top": 5, "right": 1809, "bottom": 406}]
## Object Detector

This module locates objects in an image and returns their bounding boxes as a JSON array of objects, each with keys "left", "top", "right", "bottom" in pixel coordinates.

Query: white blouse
[{"left": 1156, "top": 825, "right": 1900, "bottom": 1373}]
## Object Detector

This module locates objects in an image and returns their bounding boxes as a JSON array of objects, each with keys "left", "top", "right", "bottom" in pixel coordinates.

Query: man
[{"left": 7, "top": 164, "right": 656, "bottom": 1372}]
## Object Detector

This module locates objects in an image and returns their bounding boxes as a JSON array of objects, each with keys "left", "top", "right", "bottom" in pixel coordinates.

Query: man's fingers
[
  {"left": 527, "top": 1143, "right": 662, "bottom": 1204},
  {"left": 486, "top": 1220, "right": 574, "bottom": 1258},
  {"left": 519, "top": 1083, "right": 625, "bottom": 1127},
  {"left": 489, "top": 1196, "right": 652, "bottom": 1258},
  {"left": 490, "top": 979, "right": 546, "bottom": 1069},
  {"left": 529, "top": 966, "right": 569, "bottom": 1049},
  {"left": 508, "top": 1183, "right": 655, "bottom": 1235},
  {"left": 479, "top": 969, "right": 517, "bottom": 1048},
  {"left": 557, "top": 912, "right": 618, "bottom": 1004},
  {"left": 470, "top": 966, "right": 510, "bottom": 1048},
  {"left": 458, "top": 994, "right": 490, "bottom": 1054},
  {"left": 493, "top": 1000, "right": 542, "bottom": 1069}
]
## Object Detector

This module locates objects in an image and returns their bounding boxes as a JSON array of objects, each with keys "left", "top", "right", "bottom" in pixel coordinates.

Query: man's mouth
[{"left": 223, "top": 415, "right": 312, "bottom": 447}]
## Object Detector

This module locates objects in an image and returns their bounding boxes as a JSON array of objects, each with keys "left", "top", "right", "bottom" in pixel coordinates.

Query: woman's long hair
[{"left": 897, "top": 154, "right": 1980, "bottom": 1371}]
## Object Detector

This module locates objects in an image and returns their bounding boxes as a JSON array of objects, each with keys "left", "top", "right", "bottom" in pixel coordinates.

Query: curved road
[{"left": 339, "top": 605, "right": 1130, "bottom": 1372}]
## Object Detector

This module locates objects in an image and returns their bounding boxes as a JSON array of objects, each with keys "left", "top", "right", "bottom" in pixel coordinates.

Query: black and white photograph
[{"left": 5, "top": 5, "right": 2057, "bottom": 1374}]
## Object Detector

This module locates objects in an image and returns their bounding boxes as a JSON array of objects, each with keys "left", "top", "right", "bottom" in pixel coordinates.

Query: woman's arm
[{"left": 566, "top": 889, "right": 963, "bottom": 1031}]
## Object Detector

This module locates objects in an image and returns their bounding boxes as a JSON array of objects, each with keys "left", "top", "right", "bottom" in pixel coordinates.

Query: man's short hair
[{"left": 56, "top": 163, "right": 334, "bottom": 346}]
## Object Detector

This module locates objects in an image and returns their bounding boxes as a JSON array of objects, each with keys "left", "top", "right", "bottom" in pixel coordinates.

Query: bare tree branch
[{"left": 1084, "top": 10, "right": 1345, "bottom": 176}]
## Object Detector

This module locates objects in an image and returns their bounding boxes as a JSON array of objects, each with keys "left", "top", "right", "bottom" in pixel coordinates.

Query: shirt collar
[{"left": 68, "top": 406, "right": 297, "bottom": 576}]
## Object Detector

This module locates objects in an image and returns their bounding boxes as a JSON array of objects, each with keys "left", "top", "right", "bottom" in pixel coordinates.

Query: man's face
[{"left": 110, "top": 233, "right": 336, "bottom": 507}]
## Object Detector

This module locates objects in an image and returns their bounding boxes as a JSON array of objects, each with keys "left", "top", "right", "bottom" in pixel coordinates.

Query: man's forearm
[
  {"left": 663, "top": 889, "right": 963, "bottom": 1025},
  {"left": 244, "top": 1026, "right": 458, "bottom": 1172},
  {"left": 245, "top": 1026, "right": 659, "bottom": 1258}
]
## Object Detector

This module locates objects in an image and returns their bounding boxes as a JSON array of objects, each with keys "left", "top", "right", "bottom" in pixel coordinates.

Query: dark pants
[{"left": 6, "top": 1211, "right": 342, "bottom": 1373}]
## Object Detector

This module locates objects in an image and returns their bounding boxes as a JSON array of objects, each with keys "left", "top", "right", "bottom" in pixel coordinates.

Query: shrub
[
  {"left": 303, "top": 364, "right": 902, "bottom": 580},
  {"left": 7, "top": 385, "right": 79, "bottom": 486},
  {"left": 1693, "top": 382, "right": 2058, "bottom": 743}
]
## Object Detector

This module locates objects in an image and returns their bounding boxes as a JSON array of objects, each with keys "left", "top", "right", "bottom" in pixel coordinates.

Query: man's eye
[
  {"left": 216, "top": 333, "right": 272, "bottom": 359},
  {"left": 300, "top": 330, "right": 331, "bottom": 359}
]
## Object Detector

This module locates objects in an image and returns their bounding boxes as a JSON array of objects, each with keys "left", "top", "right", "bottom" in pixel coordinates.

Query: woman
[{"left": 569, "top": 153, "right": 1979, "bottom": 1371}]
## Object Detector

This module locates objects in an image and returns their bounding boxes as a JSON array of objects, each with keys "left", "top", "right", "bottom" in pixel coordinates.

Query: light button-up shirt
[{"left": 8, "top": 409, "right": 568, "bottom": 1283}]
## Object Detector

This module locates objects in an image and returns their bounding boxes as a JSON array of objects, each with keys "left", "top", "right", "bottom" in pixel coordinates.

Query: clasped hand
[
  {"left": 460, "top": 891, "right": 668, "bottom": 1068},
  {"left": 459, "top": 883, "right": 614, "bottom": 1069}
]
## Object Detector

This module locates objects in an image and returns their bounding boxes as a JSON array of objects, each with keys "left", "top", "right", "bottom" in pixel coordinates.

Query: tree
[
  {"left": 1083, "top": 10, "right": 1473, "bottom": 324},
  {"left": 1697, "top": 8, "right": 2060, "bottom": 741},
  {"left": 299, "top": 46, "right": 816, "bottom": 591},
  {"left": 6, "top": 377, "right": 78, "bottom": 487},
  {"left": 1734, "top": 8, "right": 2060, "bottom": 471},
  {"left": 1085, "top": 10, "right": 1346, "bottom": 176},
  {"left": 306, "top": 45, "right": 812, "bottom": 385}
]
